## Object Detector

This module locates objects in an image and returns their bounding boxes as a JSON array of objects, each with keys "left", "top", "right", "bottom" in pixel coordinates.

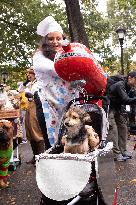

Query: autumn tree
[
  {"left": 0, "top": 0, "right": 112, "bottom": 71},
  {"left": 107, "top": 0, "right": 136, "bottom": 73},
  {"left": 0, "top": 0, "right": 67, "bottom": 86},
  {"left": 1, "top": 0, "right": 135, "bottom": 86},
  {"left": 0, "top": 0, "right": 66, "bottom": 69}
]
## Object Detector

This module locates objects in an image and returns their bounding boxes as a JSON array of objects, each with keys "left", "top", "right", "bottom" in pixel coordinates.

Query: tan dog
[
  {"left": 61, "top": 106, "right": 100, "bottom": 154},
  {"left": 0, "top": 120, "right": 13, "bottom": 188}
]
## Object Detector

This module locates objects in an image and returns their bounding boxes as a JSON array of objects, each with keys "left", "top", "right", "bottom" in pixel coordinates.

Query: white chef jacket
[{"left": 33, "top": 50, "right": 78, "bottom": 145}]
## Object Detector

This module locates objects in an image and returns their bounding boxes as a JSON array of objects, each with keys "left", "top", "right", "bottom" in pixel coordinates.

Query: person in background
[
  {"left": 33, "top": 16, "right": 79, "bottom": 147},
  {"left": 17, "top": 81, "right": 29, "bottom": 144},
  {"left": 107, "top": 71, "right": 136, "bottom": 161},
  {"left": 128, "top": 87, "right": 136, "bottom": 135},
  {"left": 33, "top": 91, "right": 51, "bottom": 150},
  {"left": 24, "top": 67, "right": 45, "bottom": 165}
]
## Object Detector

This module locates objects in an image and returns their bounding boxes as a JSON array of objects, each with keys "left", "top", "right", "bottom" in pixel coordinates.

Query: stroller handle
[
  {"left": 36, "top": 142, "right": 113, "bottom": 162},
  {"left": 66, "top": 95, "right": 110, "bottom": 110}
]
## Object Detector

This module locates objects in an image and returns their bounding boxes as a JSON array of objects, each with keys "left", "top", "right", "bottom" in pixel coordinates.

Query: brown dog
[
  {"left": 0, "top": 120, "right": 13, "bottom": 188},
  {"left": 61, "top": 106, "right": 100, "bottom": 154}
]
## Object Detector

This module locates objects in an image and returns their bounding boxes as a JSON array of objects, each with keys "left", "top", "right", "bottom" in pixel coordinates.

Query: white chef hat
[{"left": 37, "top": 16, "right": 63, "bottom": 37}]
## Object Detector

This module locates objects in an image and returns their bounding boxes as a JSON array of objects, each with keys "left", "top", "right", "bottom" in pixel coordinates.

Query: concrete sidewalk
[
  {"left": 0, "top": 138, "right": 135, "bottom": 205},
  {"left": 115, "top": 137, "right": 136, "bottom": 205}
]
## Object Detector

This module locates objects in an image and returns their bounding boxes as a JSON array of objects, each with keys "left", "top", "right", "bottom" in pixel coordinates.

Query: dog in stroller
[
  {"left": 61, "top": 106, "right": 100, "bottom": 154},
  {"left": 37, "top": 96, "right": 117, "bottom": 205}
]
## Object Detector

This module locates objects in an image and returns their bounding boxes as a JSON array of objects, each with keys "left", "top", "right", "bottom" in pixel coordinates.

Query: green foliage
[
  {"left": 107, "top": 0, "right": 136, "bottom": 54},
  {"left": 0, "top": 0, "right": 111, "bottom": 72},
  {"left": 0, "top": 0, "right": 135, "bottom": 83},
  {"left": 80, "top": 0, "right": 111, "bottom": 54},
  {"left": 0, "top": 66, "right": 27, "bottom": 89},
  {"left": 0, "top": 0, "right": 67, "bottom": 87},
  {"left": 0, "top": 0, "right": 66, "bottom": 68},
  {"left": 106, "top": 0, "right": 136, "bottom": 73}
]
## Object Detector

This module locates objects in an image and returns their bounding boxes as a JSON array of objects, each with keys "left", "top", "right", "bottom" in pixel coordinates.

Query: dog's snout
[{"left": 64, "top": 122, "right": 69, "bottom": 126}]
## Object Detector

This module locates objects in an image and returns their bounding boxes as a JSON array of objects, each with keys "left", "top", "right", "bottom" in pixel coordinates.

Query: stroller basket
[
  {"left": 36, "top": 142, "right": 114, "bottom": 205},
  {"left": 36, "top": 95, "right": 117, "bottom": 205}
]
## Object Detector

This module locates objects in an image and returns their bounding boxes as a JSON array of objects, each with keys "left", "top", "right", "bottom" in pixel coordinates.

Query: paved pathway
[
  {"left": 0, "top": 138, "right": 136, "bottom": 205},
  {"left": 115, "top": 137, "right": 136, "bottom": 205}
]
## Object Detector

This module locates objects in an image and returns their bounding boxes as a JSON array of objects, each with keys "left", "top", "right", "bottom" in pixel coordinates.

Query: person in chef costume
[{"left": 33, "top": 16, "right": 79, "bottom": 146}]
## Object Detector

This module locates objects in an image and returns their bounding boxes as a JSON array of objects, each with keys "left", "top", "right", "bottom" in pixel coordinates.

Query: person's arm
[
  {"left": 33, "top": 51, "right": 54, "bottom": 73},
  {"left": 46, "top": 143, "right": 64, "bottom": 154},
  {"left": 23, "top": 79, "right": 30, "bottom": 86},
  {"left": 113, "top": 82, "right": 136, "bottom": 104},
  {"left": 18, "top": 83, "right": 25, "bottom": 92}
]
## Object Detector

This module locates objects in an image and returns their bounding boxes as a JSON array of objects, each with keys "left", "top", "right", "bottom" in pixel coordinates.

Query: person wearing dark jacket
[
  {"left": 128, "top": 88, "right": 136, "bottom": 134},
  {"left": 107, "top": 71, "right": 136, "bottom": 161}
]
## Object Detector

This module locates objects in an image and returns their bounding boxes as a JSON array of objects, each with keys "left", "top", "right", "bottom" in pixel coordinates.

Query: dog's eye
[{"left": 72, "top": 116, "right": 77, "bottom": 119}]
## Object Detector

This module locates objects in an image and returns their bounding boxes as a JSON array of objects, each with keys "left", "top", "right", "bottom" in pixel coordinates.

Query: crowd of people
[
  {"left": 0, "top": 15, "right": 136, "bottom": 204},
  {"left": 17, "top": 16, "right": 136, "bottom": 162}
]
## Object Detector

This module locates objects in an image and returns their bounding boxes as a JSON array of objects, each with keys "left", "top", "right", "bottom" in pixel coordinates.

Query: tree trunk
[{"left": 64, "top": 0, "right": 90, "bottom": 48}]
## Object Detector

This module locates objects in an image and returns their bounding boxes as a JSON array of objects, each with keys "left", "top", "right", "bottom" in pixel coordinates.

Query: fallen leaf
[
  {"left": 11, "top": 197, "right": 16, "bottom": 201},
  {"left": 26, "top": 170, "right": 32, "bottom": 176},
  {"left": 11, "top": 202, "right": 16, "bottom": 205}
]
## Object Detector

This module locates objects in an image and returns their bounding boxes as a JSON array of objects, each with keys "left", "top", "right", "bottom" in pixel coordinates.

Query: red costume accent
[{"left": 54, "top": 42, "right": 107, "bottom": 96}]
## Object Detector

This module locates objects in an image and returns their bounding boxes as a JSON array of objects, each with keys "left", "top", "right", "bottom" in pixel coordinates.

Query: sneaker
[
  {"left": 114, "top": 154, "right": 128, "bottom": 162},
  {"left": 122, "top": 151, "right": 132, "bottom": 159}
]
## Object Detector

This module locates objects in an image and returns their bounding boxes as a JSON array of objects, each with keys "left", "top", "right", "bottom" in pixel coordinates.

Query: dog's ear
[{"left": 83, "top": 113, "right": 91, "bottom": 124}]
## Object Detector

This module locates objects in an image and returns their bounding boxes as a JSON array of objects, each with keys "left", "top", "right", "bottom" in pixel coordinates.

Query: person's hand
[
  {"left": 23, "top": 79, "right": 30, "bottom": 86},
  {"left": 25, "top": 92, "right": 33, "bottom": 98},
  {"left": 70, "top": 80, "right": 86, "bottom": 88},
  {"left": 99, "top": 140, "right": 107, "bottom": 149}
]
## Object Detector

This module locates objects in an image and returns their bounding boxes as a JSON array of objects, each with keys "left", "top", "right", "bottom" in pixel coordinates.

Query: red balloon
[{"left": 54, "top": 42, "right": 107, "bottom": 95}]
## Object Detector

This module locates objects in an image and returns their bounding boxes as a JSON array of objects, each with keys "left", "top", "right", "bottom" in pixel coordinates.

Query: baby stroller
[{"left": 36, "top": 95, "right": 118, "bottom": 205}]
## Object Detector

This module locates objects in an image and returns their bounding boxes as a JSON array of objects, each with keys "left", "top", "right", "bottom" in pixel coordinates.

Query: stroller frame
[{"left": 37, "top": 95, "right": 117, "bottom": 205}]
